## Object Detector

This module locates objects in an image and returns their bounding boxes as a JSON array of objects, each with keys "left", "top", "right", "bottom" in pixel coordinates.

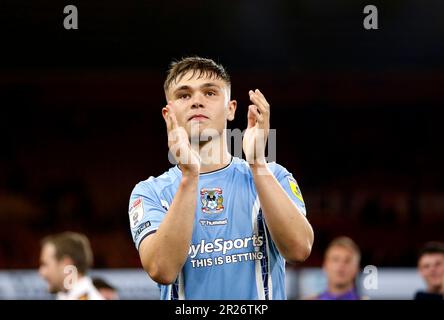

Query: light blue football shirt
[{"left": 128, "top": 157, "right": 306, "bottom": 300}]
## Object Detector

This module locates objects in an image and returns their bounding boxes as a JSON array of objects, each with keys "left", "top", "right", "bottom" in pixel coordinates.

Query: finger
[
  {"left": 166, "top": 102, "right": 179, "bottom": 130},
  {"left": 248, "top": 105, "right": 263, "bottom": 124},
  {"left": 169, "top": 109, "right": 179, "bottom": 130},
  {"left": 167, "top": 100, "right": 175, "bottom": 110},
  {"left": 253, "top": 90, "right": 270, "bottom": 115},
  {"left": 247, "top": 105, "right": 257, "bottom": 129},
  {"left": 254, "top": 89, "right": 270, "bottom": 111},
  {"left": 249, "top": 90, "right": 269, "bottom": 116}
]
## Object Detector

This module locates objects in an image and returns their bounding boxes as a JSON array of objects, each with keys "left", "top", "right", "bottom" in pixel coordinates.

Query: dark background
[{"left": 0, "top": 0, "right": 443, "bottom": 269}]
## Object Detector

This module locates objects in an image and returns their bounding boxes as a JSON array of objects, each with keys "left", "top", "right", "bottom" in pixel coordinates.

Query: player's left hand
[{"left": 243, "top": 89, "right": 270, "bottom": 165}]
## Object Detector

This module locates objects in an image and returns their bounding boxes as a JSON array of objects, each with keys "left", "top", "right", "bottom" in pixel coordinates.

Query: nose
[{"left": 190, "top": 92, "right": 205, "bottom": 109}]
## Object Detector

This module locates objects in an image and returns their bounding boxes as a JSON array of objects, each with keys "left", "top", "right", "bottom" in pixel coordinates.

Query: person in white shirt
[{"left": 39, "top": 231, "right": 104, "bottom": 300}]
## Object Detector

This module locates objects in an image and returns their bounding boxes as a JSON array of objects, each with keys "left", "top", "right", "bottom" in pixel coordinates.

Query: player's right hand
[{"left": 162, "top": 102, "right": 201, "bottom": 177}]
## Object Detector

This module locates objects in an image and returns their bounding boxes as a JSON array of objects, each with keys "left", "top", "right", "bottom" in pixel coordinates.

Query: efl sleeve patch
[
  {"left": 288, "top": 176, "right": 304, "bottom": 203},
  {"left": 129, "top": 197, "right": 145, "bottom": 229}
]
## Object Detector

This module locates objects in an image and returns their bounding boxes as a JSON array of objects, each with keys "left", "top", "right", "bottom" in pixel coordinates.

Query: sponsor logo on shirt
[
  {"left": 199, "top": 218, "right": 228, "bottom": 227},
  {"left": 134, "top": 221, "right": 151, "bottom": 240},
  {"left": 188, "top": 235, "right": 264, "bottom": 259},
  {"left": 188, "top": 235, "right": 265, "bottom": 268},
  {"left": 200, "top": 187, "right": 224, "bottom": 213}
]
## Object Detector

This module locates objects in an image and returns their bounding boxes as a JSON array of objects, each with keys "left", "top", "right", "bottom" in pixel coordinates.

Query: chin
[
  {"left": 334, "top": 279, "right": 351, "bottom": 287},
  {"left": 49, "top": 288, "right": 58, "bottom": 294},
  {"left": 48, "top": 284, "right": 61, "bottom": 294},
  {"left": 430, "top": 280, "right": 443, "bottom": 288}
]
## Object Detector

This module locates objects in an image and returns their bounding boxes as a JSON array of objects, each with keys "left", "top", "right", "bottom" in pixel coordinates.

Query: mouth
[{"left": 188, "top": 114, "right": 209, "bottom": 121}]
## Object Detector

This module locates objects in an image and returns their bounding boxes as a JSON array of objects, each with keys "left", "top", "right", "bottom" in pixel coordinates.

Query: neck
[
  {"left": 327, "top": 282, "right": 355, "bottom": 296},
  {"left": 191, "top": 132, "right": 232, "bottom": 174}
]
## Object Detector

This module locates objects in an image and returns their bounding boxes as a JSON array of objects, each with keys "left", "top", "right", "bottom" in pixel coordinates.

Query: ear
[
  {"left": 61, "top": 256, "right": 75, "bottom": 269},
  {"left": 227, "top": 100, "right": 237, "bottom": 121},
  {"left": 162, "top": 107, "right": 168, "bottom": 121}
]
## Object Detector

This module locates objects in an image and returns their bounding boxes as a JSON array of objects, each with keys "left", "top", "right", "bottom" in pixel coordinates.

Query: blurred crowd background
[{"left": 0, "top": 0, "right": 443, "bottom": 295}]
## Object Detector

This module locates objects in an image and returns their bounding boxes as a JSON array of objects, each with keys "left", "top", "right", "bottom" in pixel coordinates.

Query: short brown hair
[
  {"left": 41, "top": 232, "right": 93, "bottom": 274},
  {"left": 163, "top": 56, "right": 231, "bottom": 93},
  {"left": 418, "top": 241, "right": 444, "bottom": 260},
  {"left": 325, "top": 236, "right": 361, "bottom": 262}
]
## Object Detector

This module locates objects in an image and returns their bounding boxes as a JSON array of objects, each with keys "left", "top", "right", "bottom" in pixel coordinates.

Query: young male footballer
[{"left": 129, "top": 56, "right": 314, "bottom": 300}]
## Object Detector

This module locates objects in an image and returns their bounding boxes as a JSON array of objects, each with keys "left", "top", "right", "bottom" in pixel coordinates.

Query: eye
[
  {"left": 206, "top": 91, "right": 216, "bottom": 97},
  {"left": 179, "top": 93, "right": 190, "bottom": 99}
]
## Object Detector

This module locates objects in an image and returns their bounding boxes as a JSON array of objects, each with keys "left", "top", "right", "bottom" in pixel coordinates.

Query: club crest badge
[{"left": 200, "top": 187, "right": 224, "bottom": 213}]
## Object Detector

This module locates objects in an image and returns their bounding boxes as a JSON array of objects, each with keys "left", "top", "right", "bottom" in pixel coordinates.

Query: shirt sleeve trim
[{"left": 137, "top": 229, "right": 158, "bottom": 251}]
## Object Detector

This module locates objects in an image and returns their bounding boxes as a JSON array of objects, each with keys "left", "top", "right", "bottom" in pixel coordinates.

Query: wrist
[
  {"left": 178, "top": 163, "right": 200, "bottom": 180},
  {"left": 250, "top": 161, "right": 271, "bottom": 176},
  {"left": 181, "top": 173, "right": 199, "bottom": 185}
]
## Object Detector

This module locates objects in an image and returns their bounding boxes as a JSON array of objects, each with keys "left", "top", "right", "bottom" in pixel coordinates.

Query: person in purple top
[
  {"left": 314, "top": 236, "right": 362, "bottom": 300},
  {"left": 317, "top": 287, "right": 360, "bottom": 300}
]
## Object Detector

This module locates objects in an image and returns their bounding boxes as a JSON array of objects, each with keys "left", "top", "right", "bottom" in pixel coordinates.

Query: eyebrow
[{"left": 172, "top": 83, "right": 221, "bottom": 95}]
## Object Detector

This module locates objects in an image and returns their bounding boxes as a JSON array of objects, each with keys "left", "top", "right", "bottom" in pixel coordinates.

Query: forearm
[
  {"left": 251, "top": 164, "right": 314, "bottom": 263},
  {"left": 140, "top": 174, "right": 198, "bottom": 282}
]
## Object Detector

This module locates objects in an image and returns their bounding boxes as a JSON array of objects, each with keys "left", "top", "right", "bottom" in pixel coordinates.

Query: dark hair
[
  {"left": 418, "top": 241, "right": 444, "bottom": 260},
  {"left": 163, "top": 56, "right": 231, "bottom": 93},
  {"left": 41, "top": 232, "right": 93, "bottom": 274},
  {"left": 92, "top": 277, "right": 116, "bottom": 291}
]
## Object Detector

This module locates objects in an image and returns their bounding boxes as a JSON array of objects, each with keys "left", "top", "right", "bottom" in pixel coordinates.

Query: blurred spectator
[
  {"left": 414, "top": 241, "right": 444, "bottom": 300},
  {"left": 92, "top": 277, "right": 119, "bottom": 300},
  {"left": 310, "top": 236, "right": 362, "bottom": 300},
  {"left": 39, "top": 231, "right": 104, "bottom": 300}
]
